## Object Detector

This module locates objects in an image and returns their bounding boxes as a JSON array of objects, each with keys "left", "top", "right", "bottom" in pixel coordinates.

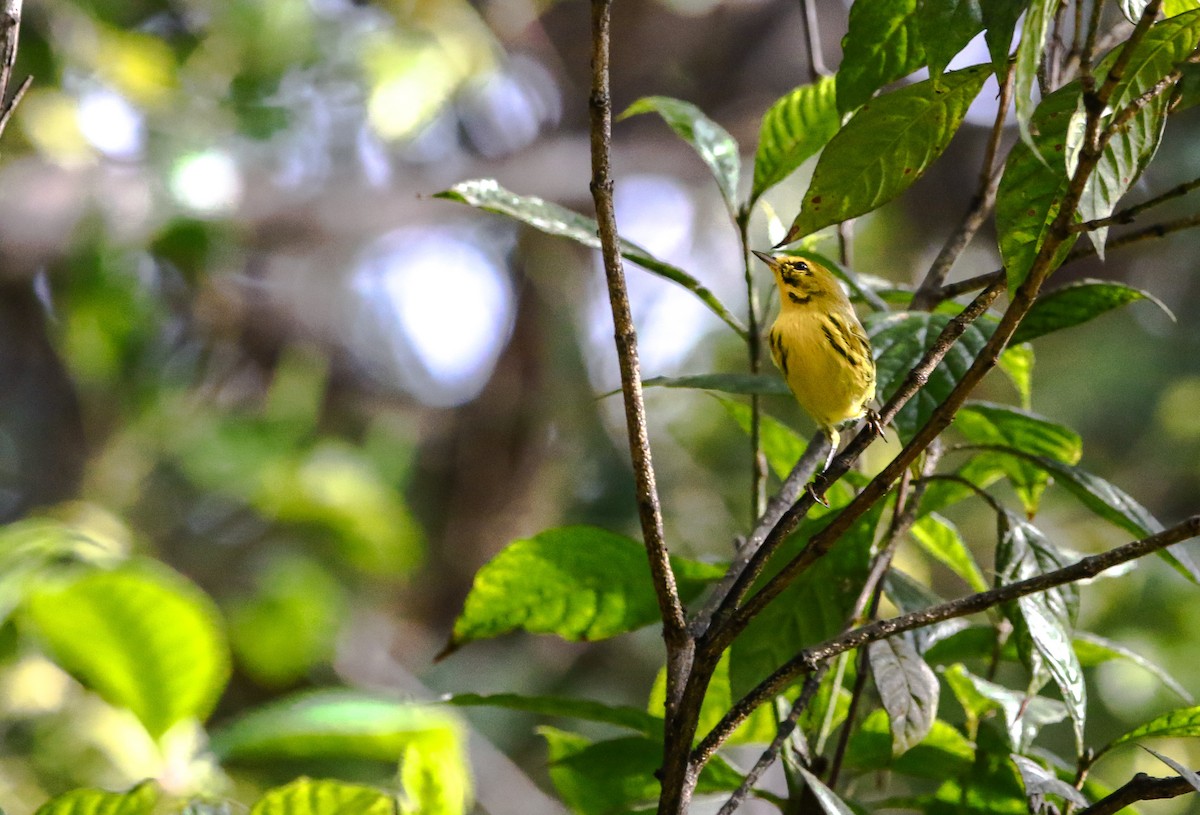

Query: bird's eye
[{"left": 796, "top": 261, "right": 809, "bottom": 272}]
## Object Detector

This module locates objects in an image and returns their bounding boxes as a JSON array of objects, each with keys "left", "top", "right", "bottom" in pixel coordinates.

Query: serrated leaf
[
  {"left": 997, "top": 343, "right": 1034, "bottom": 409},
  {"left": 981, "top": 0, "right": 1026, "bottom": 76},
  {"left": 25, "top": 562, "right": 229, "bottom": 739},
  {"left": 34, "top": 783, "right": 159, "bottom": 815},
  {"left": 621, "top": 96, "right": 741, "bottom": 213},
  {"left": 1079, "top": 13, "right": 1200, "bottom": 255},
  {"left": 995, "top": 514, "right": 1086, "bottom": 752},
  {"left": 640, "top": 373, "right": 789, "bottom": 397},
  {"left": 647, "top": 652, "right": 777, "bottom": 745},
  {"left": 729, "top": 502, "right": 882, "bottom": 699},
  {"left": 942, "top": 663, "right": 1068, "bottom": 751},
  {"left": 785, "top": 66, "right": 990, "bottom": 243},
  {"left": 910, "top": 513, "right": 989, "bottom": 591},
  {"left": 1012, "top": 279, "right": 1175, "bottom": 345},
  {"left": 917, "top": 0, "right": 985, "bottom": 76},
  {"left": 1105, "top": 706, "right": 1200, "bottom": 753},
  {"left": 1013, "top": 0, "right": 1059, "bottom": 148},
  {"left": 794, "top": 765, "right": 856, "bottom": 815},
  {"left": 838, "top": 0, "right": 927, "bottom": 114},
  {"left": 752, "top": 76, "right": 840, "bottom": 202},
  {"left": 1012, "top": 755, "right": 1090, "bottom": 809},
  {"left": 996, "top": 82, "right": 1081, "bottom": 288},
  {"left": 870, "top": 635, "right": 941, "bottom": 755},
  {"left": 443, "top": 526, "right": 724, "bottom": 652},
  {"left": 540, "top": 728, "right": 740, "bottom": 815},
  {"left": 445, "top": 693, "right": 661, "bottom": 736},
  {"left": 868, "top": 311, "right": 993, "bottom": 441},
  {"left": 1142, "top": 746, "right": 1200, "bottom": 792},
  {"left": 845, "top": 709, "right": 975, "bottom": 778},
  {"left": 1074, "top": 632, "right": 1193, "bottom": 703},
  {"left": 957, "top": 402, "right": 1082, "bottom": 516},
  {"left": 210, "top": 690, "right": 463, "bottom": 764},
  {"left": 435, "top": 179, "right": 745, "bottom": 336},
  {"left": 249, "top": 779, "right": 396, "bottom": 815}
]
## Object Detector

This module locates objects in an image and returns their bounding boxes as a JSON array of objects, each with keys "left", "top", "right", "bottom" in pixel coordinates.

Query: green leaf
[
  {"left": 1142, "top": 746, "right": 1200, "bottom": 792},
  {"left": 997, "top": 343, "right": 1034, "bottom": 409},
  {"left": 540, "top": 728, "right": 740, "bottom": 815},
  {"left": 1080, "top": 12, "right": 1200, "bottom": 255},
  {"left": 995, "top": 514, "right": 1085, "bottom": 752},
  {"left": 844, "top": 709, "right": 975, "bottom": 778},
  {"left": 910, "top": 513, "right": 988, "bottom": 592},
  {"left": 884, "top": 570, "right": 970, "bottom": 653},
  {"left": 445, "top": 693, "right": 661, "bottom": 736},
  {"left": 1105, "top": 706, "right": 1200, "bottom": 754},
  {"left": 785, "top": 66, "right": 990, "bottom": 242},
  {"left": 717, "top": 397, "right": 808, "bottom": 480},
  {"left": 956, "top": 402, "right": 1083, "bottom": 515},
  {"left": 249, "top": 779, "right": 396, "bottom": 815},
  {"left": 1012, "top": 0, "right": 1059, "bottom": 148},
  {"left": 210, "top": 689, "right": 464, "bottom": 765},
  {"left": 621, "top": 96, "right": 741, "bottom": 213},
  {"left": 869, "top": 635, "right": 941, "bottom": 755},
  {"left": 1012, "top": 279, "right": 1175, "bottom": 345},
  {"left": 752, "top": 76, "right": 840, "bottom": 202},
  {"left": 34, "top": 783, "right": 159, "bottom": 815},
  {"left": 1012, "top": 755, "right": 1090, "bottom": 810},
  {"left": 435, "top": 180, "right": 746, "bottom": 336},
  {"left": 918, "top": 455, "right": 1008, "bottom": 517},
  {"left": 868, "top": 311, "right": 993, "bottom": 441},
  {"left": 443, "top": 526, "right": 724, "bottom": 652},
  {"left": 25, "top": 561, "right": 229, "bottom": 739},
  {"left": 1073, "top": 632, "right": 1193, "bottom": 703},
  {"left": 399, "top": 728, "right": 472, "bottom": 815},
  {"left": 1165, "top": 0, "right": 1200, "bottom": 15},
  {"left": 917, "top": 0, "right": 985, "bottom": 76},
  {"left": 640, "top": 373, "right": 789, "bottom": 397},
  {"left": 837, "top": 0, "right": 926, "bottom": 114},
  {"left": 794, "top": 765, "right": 855, "bottom": 815},
  {"left": 730, "top": 502, "right": 882, "bottom": 699},
  {"left": 942, "top": 663, "right": 1068, "bottom": 752},
  {"left": 981, "top": 1, "right": 1027, "bottom": 76},
  {"left": 995, "top": 82, "right": 1081, "bottom": 288},
  {"left": 647, "top": 652, "right": 778, "bottom": 745}
]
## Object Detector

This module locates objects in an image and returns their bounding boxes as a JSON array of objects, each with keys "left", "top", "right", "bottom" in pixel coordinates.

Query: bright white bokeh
[
  {"left": 77, "top": 89, "right": 145, "bottom": 160},
  {"left": 169, "top": 150, "right": 243, "bottom": 216},
  {"left": 353, "top": 229, "right": 515, "bottom": 406}
]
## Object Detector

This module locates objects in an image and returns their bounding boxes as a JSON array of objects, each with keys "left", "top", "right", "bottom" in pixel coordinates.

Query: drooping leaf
[
  {"left": 995, "top": 513, "right": 1086, "bottom": 752},
  {"left": 1073, "top": 632, "right": 1193, "bottom": 703},
  {"left": 210, "top": 690, "right": 464, "bottom": 765},
  {"left": 621, "top": 96, "right": 741, "bottom": 213},
  {"left": 1142, "top": 746, "right": 1200, "bottom": 792},
  {"left": 837, "top": 0, "right": 927, "bottom": 113},
  {"left": 981, "top": 0, "right": 1027, "bottom": 76},
  {"left": 910, "top": 513, "right": 988, "bottom": 592},
  {"left": 435, "top": 180, "right": 745, "bottom": 336},
  {"left": 1012, "top": 0, "right": 1060, "bottom": 148},
  {"left": 752, "top": 76, "right": 841, "bottom": 202},
  {"left": 997, "top": 343, "right": 1035, "bottom": 409},
  {"left": 995, "top": 82, "right": 1081, "bottom": 288},
  {"left": 718, "top": 397, "right": 808, "bottom": 480},
  {"left": 942, "top": 663, "right": 1068, "bottom": 752},
  {"left": 639, "top": 373, "right": 789, "bottom": 397},
  {"left": 249, "top": 779, "right": 396, "bottom": 815},
  {"left": 1104, "top": 705, "right": 1200, "bottom": 754},
  {"left": 34, "top": 783, "right": 159, "bottom": 815},
  {"left": 794, "top": 765, "right": 856, "bottom": 815},
  {"left": 1012, "top": 755, "right": 1090, "bottom": 811},
  {"left": 1012, "top": 279, "right": 1175, "bottom": 345},
  {"left": 869, "top": 635, "right": 941, "bottom": 755},
  {"left": 442, "top": 526, "right": 724, "bottom": 653},
  {"left": 25, "top": 562, "right": 229, "bottom": 739},
  {"left": 445, "top": 693, "right": 661, "bottom": 737},
  {"left": 917, "top": 0, "right": 985, "bottom": 76},
  {"left": 784, "top": 66, "right": 990, "bottom": 243},
  {"left": 1079, "top": 12, "right": 1200, "bottom": 255},
  {"left": 844, "top": 709, "right": 975, "bottom": 778},
  {"left": 868, "top": 311, "right": 993, "bottom": 441},
  {"left": 956, "top": 402, "right": 1083, "bottom": 516}
]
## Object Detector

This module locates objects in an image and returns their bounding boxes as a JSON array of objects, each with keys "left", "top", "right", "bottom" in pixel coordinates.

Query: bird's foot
[
  {"left": 864, "top": 409, "right": 889, "bottom": 440},
  {"left": 806, "top": 474, "right": 830, "bottom": 507}
]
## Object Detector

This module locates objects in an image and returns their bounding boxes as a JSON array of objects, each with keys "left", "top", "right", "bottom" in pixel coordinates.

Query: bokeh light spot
[{"left": 169, "top": 151, "right": 243, "bottom": 216}]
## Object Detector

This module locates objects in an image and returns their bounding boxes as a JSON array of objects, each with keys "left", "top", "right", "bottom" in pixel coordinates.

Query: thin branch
[
  {"left": 799, "top": 0, "right": 828, "bottom": 79},
  {"left": 0, "top": 0, "right": 27, "bottom": 138},
  {"left": 1076, "top": 770, "right": 1200, "bottom": 815},
  {"left": 693, "top": 515, "right": 1200, "bottom": 764},
  {"left": 586, "top": 0, "right": 688, "bottom": 686},
  {"left": 1068, "top": 211, "right": 1200, "bottom": 259},
  {"left": 736, "top": 213, "right": 768, "bottom": 523},
  {"left": 1072, "top": 175, "right": 1200, "bottom": 233},
  {"left": 912, "top": 60, "right": 1015, "bottom": 309}
]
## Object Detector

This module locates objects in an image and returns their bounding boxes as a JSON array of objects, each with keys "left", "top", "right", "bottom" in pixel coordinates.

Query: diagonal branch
[
  {"left": 1076, "top": 770, "right": 1200, "bottom": 815},
  {"left": 693, "top": 515, "right": 1200, "bottom": 764}
]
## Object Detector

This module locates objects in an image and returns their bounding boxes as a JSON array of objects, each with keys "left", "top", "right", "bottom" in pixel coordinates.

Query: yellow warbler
[{"left": 753, "top": 251, "right": 879, "bottom": 489}]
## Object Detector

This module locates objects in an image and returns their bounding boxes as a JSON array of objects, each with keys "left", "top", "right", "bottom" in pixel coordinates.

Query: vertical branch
[
  {"left": 737, "top": 211, "right": 767, "bottom": 521},
  {"left": 587, "top": 0, "right": 689, "bottom": 683},
  {"left": 799, "top": 0, "right": 828, "bottom": 78},
  {"left": 0, "top": 0, "right": 29, "bottom": 137}
]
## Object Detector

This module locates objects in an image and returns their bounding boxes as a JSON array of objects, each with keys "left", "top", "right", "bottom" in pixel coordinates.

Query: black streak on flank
[{"left": 822, "top": 325, "right": 853, "bottom": 364}]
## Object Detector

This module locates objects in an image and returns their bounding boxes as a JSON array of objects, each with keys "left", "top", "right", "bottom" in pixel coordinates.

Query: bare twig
[
  {"left": 586, "top": 0, "right": 688, "bottom": 689},
  {"left": 693, "top": 515, "right": 1200, "bottom": 763},
  {"left": 1076, "top": 770, "right": 1200, "bottom": 815},
  {"left": 1072, "top": 176, "right": 1200, "bottom": 233},
  {"left": 736, "top": 216, "right": 767, "bottom": 522},
  {"left": 0, "top": 0, "right": 28, "bottom": 138},
  {"left": 799, "top": 0, "right": 828, "bottom": 79}
]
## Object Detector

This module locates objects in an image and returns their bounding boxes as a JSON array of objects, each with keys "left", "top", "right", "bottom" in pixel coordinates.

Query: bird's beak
[{"left": 751, "top": 250, "right": 777, "bottom": 268}]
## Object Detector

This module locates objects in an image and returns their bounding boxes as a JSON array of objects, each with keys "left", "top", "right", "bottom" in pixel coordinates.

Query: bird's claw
[
  {"left": 865, "top": 409, "right": 890, "bottom": 440},
  {"left": 806, "top": 476, "right": 830, "bottom": 507}
]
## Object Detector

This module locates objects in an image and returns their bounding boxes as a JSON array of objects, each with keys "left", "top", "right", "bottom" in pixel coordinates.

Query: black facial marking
[{"left": 788, "top": 291, "right": 812, "bottom": 305}]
